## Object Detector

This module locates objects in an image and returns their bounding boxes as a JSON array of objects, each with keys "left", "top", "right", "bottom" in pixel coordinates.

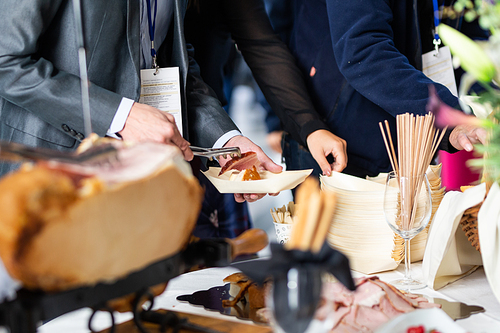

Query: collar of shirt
[{"left": 140, "top": 0, "right": 173, "bottom": 70}]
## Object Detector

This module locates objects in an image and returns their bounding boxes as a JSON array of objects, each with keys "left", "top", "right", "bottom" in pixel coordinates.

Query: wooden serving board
[{"left": 97, "top": 310, "right": 272, "bottom": 333}]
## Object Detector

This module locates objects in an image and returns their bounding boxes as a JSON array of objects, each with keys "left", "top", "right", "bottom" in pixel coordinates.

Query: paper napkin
[{"left": 422, "top": 183, "right": 486, "bottom": 290}]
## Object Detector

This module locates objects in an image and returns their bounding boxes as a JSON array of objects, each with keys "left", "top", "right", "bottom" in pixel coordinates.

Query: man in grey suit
[{"left": 0, "top": 0, "right": 281, "bottom": 202}]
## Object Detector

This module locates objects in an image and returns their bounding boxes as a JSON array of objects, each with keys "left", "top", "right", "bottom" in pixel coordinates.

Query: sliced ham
[
  {"left": 416, "top": 300, "right": 442, "bottom": 308},
  {"left": 379, "top": 294, "right": 405, "bottom": 319},
  {"left": 315, "top": 300, "right": 335, "bottom": 321},
  {"left": 339, "top": 305, "right": 365, "bottom": 331},
  {"left": 330, "top": 304, "right": 352, "bottom": 329},
  {"left": 321, "top": 279, "right": 354, "bottom": 306},
  {"left": 313, "top": 276, "right": 441, "bottom": 333},
  {"left": 369, "top": 279, "right": 415, "bottom": 312},
  {"left": 218, "top": 151, "right": 260, "bottom": 176},
  {"left": 407, "top": 294, "right": 431, "bottom": 303},
  {"left": 222, "top": 273, "right": 442, "bottom": 333},
  {"left": 332, "top": 322, "right": 364, "bottom": 333},
  {"left": 354, "top": 304, "right": 389, "bottom": 331},
  {"left": 352, "top": 280, "right": 385, "bottom": 307}
]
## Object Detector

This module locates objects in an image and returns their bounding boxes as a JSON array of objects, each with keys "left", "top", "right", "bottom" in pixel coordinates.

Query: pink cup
[{"left": 439, "top": 150, "right": 482, "bottom": 191}]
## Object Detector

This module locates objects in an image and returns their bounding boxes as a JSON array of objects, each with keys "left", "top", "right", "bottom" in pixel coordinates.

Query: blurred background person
[
  {"left": 285, "top": 0, "right": 488, "bottom": 179},
  {"left": 184, "top": 0, "right": 347, "bottom": 238}
]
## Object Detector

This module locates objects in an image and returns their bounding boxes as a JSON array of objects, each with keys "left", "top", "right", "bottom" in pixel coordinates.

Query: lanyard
[
  {"left": 146, "top": 0, "right": 159, "bottom": 70},
  {"left": 432, "top": 0, "right": 442, "bottom": 54}
]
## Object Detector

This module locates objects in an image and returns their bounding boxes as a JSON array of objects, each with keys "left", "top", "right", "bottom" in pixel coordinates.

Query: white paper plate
[
  {"left": 375, "top": 308, "right": 466, "bottom": 333},
  {"left": 202, "top": 167, "right": 313, "bottom": 193}
]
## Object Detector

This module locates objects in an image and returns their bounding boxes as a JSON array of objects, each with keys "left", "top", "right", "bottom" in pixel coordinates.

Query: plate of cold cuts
[{"left": 202, "top": 167, "right": 312, "bottom": 194}]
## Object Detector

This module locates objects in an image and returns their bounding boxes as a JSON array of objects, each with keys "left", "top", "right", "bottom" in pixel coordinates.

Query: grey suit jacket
[{"left": 0, "top": 0, "right": 238, "bottom": 175}]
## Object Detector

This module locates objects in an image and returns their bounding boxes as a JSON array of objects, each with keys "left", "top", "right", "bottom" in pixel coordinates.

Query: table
[{"left": 38, "top": 260, "right": 500, "bottom": 333}]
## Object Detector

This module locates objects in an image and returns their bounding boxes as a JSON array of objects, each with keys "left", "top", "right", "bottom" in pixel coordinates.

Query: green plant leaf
[{"left": 438, "top": 24, "right": 496, "bottom": 82}]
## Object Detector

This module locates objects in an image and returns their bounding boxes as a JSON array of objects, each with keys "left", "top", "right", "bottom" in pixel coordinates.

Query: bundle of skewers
[{"left": 379, "top": 113, "right": 447, "bottom": 230}]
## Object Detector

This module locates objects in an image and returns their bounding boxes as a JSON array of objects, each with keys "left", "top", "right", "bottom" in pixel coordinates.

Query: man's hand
[
  {"left": 306, "top": 129, "right": 347, "bottom": 176},
  {"left": 119, "top": 102, "right": 193, "bottom": 161},
  {"left": 219, "top": 135, "right": 282, "bottom": 203},
  {"left": 449, "top": 124, "right": 488, "bottom": 152}
]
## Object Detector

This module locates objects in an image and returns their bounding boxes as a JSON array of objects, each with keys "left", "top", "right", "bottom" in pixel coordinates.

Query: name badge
[
  {"left": 139, "top": 67, "right": 183, "bottom": 136},
  {"left": 422, "top": 46, "right": 458, "bottom": 97}
]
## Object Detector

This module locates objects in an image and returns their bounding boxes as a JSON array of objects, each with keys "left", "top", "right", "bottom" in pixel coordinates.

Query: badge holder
[
  {"left": 139, "top": 0, "right": 184, "bottom": 136},
  {"left": 422, "top": 1, "right": 458, "bottom": 97}
]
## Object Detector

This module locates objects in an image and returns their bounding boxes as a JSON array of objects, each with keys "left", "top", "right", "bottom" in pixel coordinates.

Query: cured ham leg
[{"left": 0, "top": 141, "right": 203, "bottom": 291}]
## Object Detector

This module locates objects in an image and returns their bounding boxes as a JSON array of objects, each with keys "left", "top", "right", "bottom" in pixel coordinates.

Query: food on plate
[
  {"left": 0, "top": 139, "right": 203, "bottom": 291},
  {"left": 222, "top": 272, "right": 271, "bottom": 323},
  {"left": 222, "top": 272, "right": 441, "bottom": 332},
  {"left": 315, "top": 276, "right": 441, "bottom": 332},
  {"left": 218, "top": 151, "right": 260, "bottom": 176},
  {"left": 229, "top": 165, "right": 262, "bottom": 181},
  {"left": 203, "top": 164, "right": 312, "bottom": 194},
  {"left": 223, "top": 272, "right": 270, "bottom": 309}
]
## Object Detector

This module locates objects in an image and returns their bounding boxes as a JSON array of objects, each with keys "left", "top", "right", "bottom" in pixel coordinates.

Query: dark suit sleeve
[
  {"left": 184, "top": 44, "right": 240, "bottom": 148},
  {"left": 0, "top": 0, "right": 122, "bottom": 140},
  {"left": 223, "top": 0, "right": 329, "bottom": 147},
  {"left": 327, "top": 0, "right": 460, "bottom": 117}
]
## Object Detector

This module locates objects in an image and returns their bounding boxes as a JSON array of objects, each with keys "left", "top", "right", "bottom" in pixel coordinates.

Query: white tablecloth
[{"left": 39, "top": 261, "right": 500, "bottom": 333}]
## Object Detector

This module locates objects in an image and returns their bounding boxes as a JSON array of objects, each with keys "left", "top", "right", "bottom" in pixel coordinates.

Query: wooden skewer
[
  {"left": 379, "top": 122, "right": 397, "bottom": 173},
  {"left": 382, "top": 113, "right": 447, "bottom": 231},
  {"left": 430, "top": 126, "right": 448, "bottom": 162},
  {"left": 384, "top": 120, "right": 399, "bottom": 176}
]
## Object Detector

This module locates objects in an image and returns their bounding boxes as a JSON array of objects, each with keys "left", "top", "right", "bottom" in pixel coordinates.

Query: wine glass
[{"left": 383, "top": 171, "right": 432, "bottom": 290}]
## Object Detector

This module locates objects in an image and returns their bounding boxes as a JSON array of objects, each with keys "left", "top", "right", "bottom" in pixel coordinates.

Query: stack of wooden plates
[
  {"left": 320, "top": 165, "right": 444, "bottom": 274},
  {"left": 321, "top": 172, "right": 399, "bottom": 274}
]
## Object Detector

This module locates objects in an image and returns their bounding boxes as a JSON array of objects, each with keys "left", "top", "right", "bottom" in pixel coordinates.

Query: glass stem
[{"left": 404, "top": 238, "right": 411, "bottom": 281}]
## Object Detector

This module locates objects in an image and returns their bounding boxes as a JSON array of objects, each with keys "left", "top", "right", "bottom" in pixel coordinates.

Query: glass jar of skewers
[
  {"left": 384, "top": 171, "right": 432, "bottom": 290},
  {"left": 379, "top": 112, "right": 447, "bottom": 290}
]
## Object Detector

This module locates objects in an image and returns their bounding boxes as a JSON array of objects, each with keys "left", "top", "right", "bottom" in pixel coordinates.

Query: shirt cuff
[
  {"left": 212, "top": 130, "right": 242, "bottom": 149},
  {"left": 106, "top": 97, "right": 135, "bottom": 138}
]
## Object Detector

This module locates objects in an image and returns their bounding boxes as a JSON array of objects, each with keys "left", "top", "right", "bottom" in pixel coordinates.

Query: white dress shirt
[
  {"left": 107, "top": 0, "right": 173, "bottom": 138},
  {"left": 107, "top": 0, "right": 241, "bottom": 147}
]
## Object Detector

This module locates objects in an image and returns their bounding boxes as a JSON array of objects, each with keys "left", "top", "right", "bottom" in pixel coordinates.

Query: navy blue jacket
[{"left": 290, "top": 0, "right": 485, "bottom": 176}]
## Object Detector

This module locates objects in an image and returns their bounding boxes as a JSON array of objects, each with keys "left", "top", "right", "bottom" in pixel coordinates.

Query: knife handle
[{"left": 227, "top": 228, "right": 268, "bottom": 260}]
